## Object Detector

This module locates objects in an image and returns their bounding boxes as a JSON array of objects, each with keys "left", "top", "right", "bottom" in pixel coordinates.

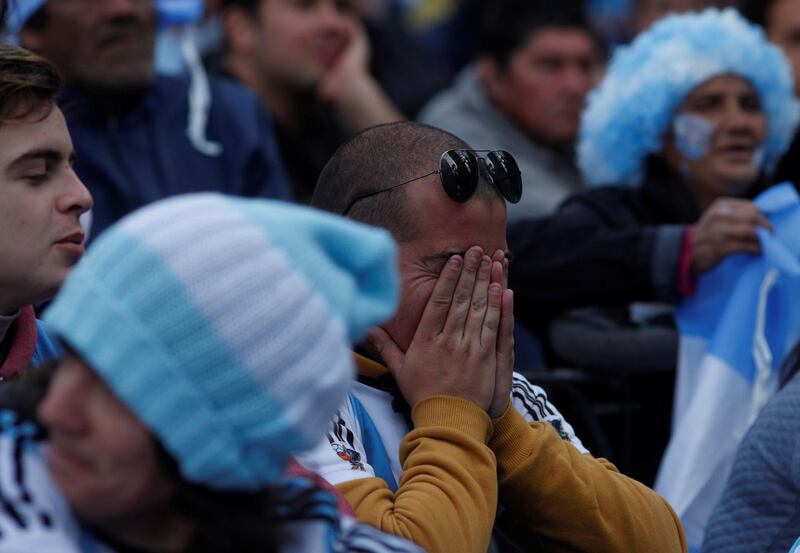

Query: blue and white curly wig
[{"left": 578, "top": 8, "right": 800, "bottom": 187}]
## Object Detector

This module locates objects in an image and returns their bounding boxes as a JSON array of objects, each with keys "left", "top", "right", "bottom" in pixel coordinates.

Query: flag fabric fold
[{"left": 655, "top": 182, "right": 800, "bottom": 551}]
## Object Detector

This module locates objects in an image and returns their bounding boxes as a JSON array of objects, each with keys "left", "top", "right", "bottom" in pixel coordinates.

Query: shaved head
[{"left": 312, "top": 121, "right": 502, "bottom": 241}]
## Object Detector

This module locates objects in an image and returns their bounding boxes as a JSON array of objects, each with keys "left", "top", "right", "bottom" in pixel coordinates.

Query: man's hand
[
  {"left": 488, "top": 249, "right": 514, "bottom": 419},
  {"left": 317, "top": 19, "right": 370, "bottom": 105},
  {"left": 691, "top": 198, "right": 771, "bottom": 274},
  {"left": 368, "top": 246, "right": 503, "bottom": 412},
  {"left": 316, "top": 20, "right": 403, "bottom": 130}
]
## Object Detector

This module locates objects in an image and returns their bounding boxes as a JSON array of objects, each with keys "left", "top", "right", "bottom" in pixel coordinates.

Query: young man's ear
[
  {"left": 476, "top": 55, "right": 508, "bottom": 105},
  {"left": 222, "top": 7, "right": 260, "bottom": 54}
]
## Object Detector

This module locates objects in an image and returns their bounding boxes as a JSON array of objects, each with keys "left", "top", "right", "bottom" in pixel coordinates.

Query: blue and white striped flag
[{"left": 655, "top": 182, "right": 800, "bottom": 552}]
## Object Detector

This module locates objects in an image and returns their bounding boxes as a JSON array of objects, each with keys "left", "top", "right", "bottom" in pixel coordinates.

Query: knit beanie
[
  {"left": 44, "top": 193, "right": 399, "bottom": 491},
  {"left": 578, "top": 8, "right": 800, "bottom": 187}
]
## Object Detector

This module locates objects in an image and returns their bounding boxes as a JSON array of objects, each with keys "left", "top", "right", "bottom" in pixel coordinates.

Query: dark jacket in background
[
  {"left": 508, "top": 158, "right": 702, "bottom": 331},
  {"left": 772, "top": 132, "right": 800, "bottom": 192},
  {"left": 62, "top": 75, "right": 292, "bottom": 240}
]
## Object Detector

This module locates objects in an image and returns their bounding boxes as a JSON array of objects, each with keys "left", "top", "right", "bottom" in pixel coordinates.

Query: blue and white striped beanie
[
  {"left": 44, "top": 193, "right": 399, "bottom": 491},
  {"left": 578, "top": 8, "right": 800, "bottom": 187}
]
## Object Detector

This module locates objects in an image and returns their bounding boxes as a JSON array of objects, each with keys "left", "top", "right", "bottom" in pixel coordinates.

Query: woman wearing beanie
[{"left": 0, "top": 194, "right": 421, "bottom": 553}]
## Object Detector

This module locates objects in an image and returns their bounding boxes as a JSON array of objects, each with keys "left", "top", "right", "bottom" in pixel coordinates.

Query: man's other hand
[
  {"left": 488, "top": 249, "right": 513, "bottom": 419},
  {"left": 368, "top": 246, "right": 502, "bottom": 412}
]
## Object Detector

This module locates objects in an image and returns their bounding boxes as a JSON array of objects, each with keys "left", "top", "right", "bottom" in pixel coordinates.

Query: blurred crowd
[{"left": 0, "top": 0, "right": 799, "bottom": 552}]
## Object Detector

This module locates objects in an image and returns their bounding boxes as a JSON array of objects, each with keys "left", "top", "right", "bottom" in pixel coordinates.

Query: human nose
[
  {"left": 319, "top": 0, "right": 353, "bottom": 32},
  {"left": 561, "top": 63, "right": 593, "bottom": 99},
  {"left": 56, "top": 170, "right": 94, "bottom": 217},
  {"left": 722, "top": 99, "right": 760, "bottom": 133},
  {"left": 38, "top": 361, "right": 89, "bottom": 435}
]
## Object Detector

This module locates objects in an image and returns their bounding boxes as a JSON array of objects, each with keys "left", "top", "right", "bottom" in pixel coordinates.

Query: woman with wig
[
  {"left": 506, "top": 7, "right": 800, "bottom": 544},
  {"left": 509, "top": 7, "right": 798, "bottom": 346}
]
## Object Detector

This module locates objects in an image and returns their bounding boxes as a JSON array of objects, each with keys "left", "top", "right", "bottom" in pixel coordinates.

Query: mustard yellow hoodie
[{"left": 338, "top": 355, "right": 687, "bottom": 553}]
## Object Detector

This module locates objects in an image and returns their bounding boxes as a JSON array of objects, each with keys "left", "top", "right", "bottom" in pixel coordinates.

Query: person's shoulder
[
  {"left": 207, "top": 74, "right": 262, "bottom": 107},
  {"left": 281, "top": 514, "right": 424, "bottom": 553},
  {"left": 745, "top": 375, "right": 800, "bottom": 442},
  {"left": 335, "top": 516, "right": 425, "bottom": 553},
  {"left": 277, "top": 476, "right": 424, "bottom": 552},
  {"left": 509, "top": 372, "right": 565, "bottom": 425},
  {"left": 205, "top": 75, "right": 276, "bottom": 141},
  {"left": 509, "top": 372, "right": 589, "bottom": 454},
  {"left": 0, "top": 411, "right": 84, "bottom": 551},
  {"left": 152, "top": 74, "right": 262, "bottom": 114},
  {"left": 571, "top": 185, "right": 638, "bottom": 205},
  {"left": 150, "top": 74, "right": 191, "bottom": 103},
  {"left": 718, "top": 375, "right": 800, "bottom": 496},
  {"left": 418, "top": 65, "right": 483, "bottom": 127},
  {"left": 556, "top": 184, "right": 641, "bottom": 219}
]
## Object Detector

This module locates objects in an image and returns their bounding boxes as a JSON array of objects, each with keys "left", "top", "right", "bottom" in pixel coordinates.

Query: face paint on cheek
[
  {"left": 752, "top": 146, "right": 765, "bottom": 172},
  {"left": 673, "top": 114, "right": 715, "bottom": 161}
]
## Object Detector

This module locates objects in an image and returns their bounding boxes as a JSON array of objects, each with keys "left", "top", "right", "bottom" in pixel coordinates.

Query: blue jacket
[{"left": 62, "top": 75, "right": 292, "bottom": 240}]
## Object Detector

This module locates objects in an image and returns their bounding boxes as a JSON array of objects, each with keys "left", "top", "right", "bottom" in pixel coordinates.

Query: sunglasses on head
[{"left": 341, "top": 149, "right": 523, "bottom": 215}]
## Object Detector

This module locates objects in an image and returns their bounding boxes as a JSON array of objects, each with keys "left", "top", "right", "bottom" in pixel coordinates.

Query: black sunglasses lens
[
  {"left": 440, "top": 150, "right": 479, "bottom": 202},
  {"left": 486, "top": 151, "right": 522, "bottom": 203}
]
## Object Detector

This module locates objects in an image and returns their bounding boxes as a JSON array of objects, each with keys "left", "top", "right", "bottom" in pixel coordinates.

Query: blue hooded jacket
[{"left": 61, "top": 75, "right": 292, "bottom": 240}]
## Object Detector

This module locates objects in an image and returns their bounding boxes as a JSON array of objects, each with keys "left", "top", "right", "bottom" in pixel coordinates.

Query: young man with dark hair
[
  {"left": 9, "top": 0, "right": 291, "bottom": 240},
  {"left": 0, "top": 44, "right": 92, "bottom": 379},
  {"left": 419, "top": 0, "right": 604, "bottom": 221},
  {"left": 218, "top": 0, "right": 403, "bottom": 203}
]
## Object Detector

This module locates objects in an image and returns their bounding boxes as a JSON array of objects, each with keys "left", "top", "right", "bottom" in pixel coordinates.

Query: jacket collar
[
  {"left": 353, "top": 352, "right": 411, "bottom": 421},
  {"left": 354, "top": 352, "right": 388, "bottom": 379},
  {"left": 59, "top": 79, "right": 162, "bottom": 127},
  {"left": 0, "top": 306, "right": 38, "bottom": 380}
]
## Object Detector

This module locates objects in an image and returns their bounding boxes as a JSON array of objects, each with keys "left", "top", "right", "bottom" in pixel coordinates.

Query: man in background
[
  {"left": 419, "top": 0, "right": 603, "bottom": 221},
  {"left": 219, "top": 0, "right": 402, "bottom": 202},
  {"left": 0, "top": 45, "right": 92, "bottom": 378},
  {"left": 10, "top": 0, "right": 290, "bottom": 239}
]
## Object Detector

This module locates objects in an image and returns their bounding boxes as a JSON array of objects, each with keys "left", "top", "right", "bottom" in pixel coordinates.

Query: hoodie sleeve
[
  {"left": 508, "top": 192, "right": 686, "bottom": 328},
  {"left": 315, "top": 395, "right": 499, "bottom": 553},
  {"left": 490, "top": 401, "right": 687, "bottom": 553}
]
